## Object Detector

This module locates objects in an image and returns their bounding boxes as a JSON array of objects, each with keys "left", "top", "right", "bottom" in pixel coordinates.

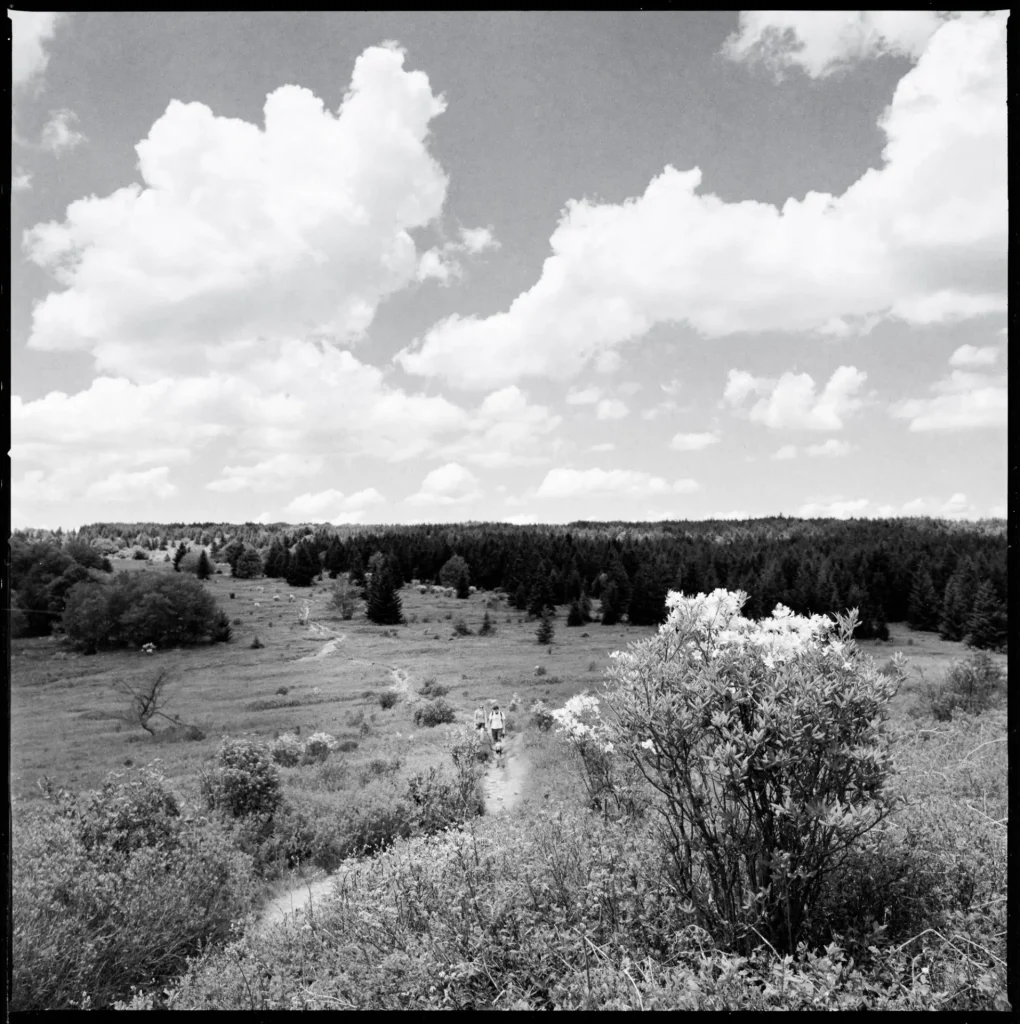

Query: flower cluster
[{"left": 551, "top": 693, "right": 614, "bottom": 752}]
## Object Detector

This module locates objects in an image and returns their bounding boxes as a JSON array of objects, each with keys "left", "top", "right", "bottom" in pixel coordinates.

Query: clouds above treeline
[{"left": 10, "top": 13, "right": 1007, "bottom": 528}]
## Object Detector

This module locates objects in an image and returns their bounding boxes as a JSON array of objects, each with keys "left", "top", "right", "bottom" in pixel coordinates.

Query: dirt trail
[
  {"left": 294, "top": 622, "right": 346, "bottom": 662},
  {"left": 482, "top": 736, "right": 528, "bottom": 814}
]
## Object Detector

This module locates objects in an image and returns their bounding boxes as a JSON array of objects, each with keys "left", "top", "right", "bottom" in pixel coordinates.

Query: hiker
[
  {"left": 474, "top": 706, "right": 486, "bottom": 735},
  {"left": 488, "top": 703, "right": 505, "bottom": 746}
]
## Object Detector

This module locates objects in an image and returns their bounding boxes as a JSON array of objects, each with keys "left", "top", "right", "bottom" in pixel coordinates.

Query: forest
[{"left": 11, "top": 516, "right": 1007, "bottom": 649}]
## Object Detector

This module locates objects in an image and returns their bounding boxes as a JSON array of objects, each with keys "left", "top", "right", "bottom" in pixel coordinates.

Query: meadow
[{"left": 9, "top": 557, "right": 1009, "bottom": 1010}]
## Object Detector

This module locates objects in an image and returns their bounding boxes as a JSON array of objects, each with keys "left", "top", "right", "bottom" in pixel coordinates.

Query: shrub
[
  {"left": 419, "top": 676, "right": 449, "bottom": 697},
  {"left": 302, "top": 732, "right": 337, "bottom": 763},
  {"left": 201, "top": 737, "right": 281, "bottom": 818},
  {"left": 251, "top": 634, "right": 264, "bottom": 649},
  {"left": 529, "top": 699, "right": 555, "bottom": 731},
  {"left": 585, "top": 590, "right": 903, "bottom": 955},
  {"left": 132, "top": 549, "right": 148, "bottom": 560},
  {"left": 379, "top": 691, "right": 399, "bottom": 709},
  {"left": 453, "top": 617, "right": 472, "bottom": 636},
  {"left": 534, "top": 664, "right": 547, "bottom": 677},
  {"left": 328, "top": 576, "right": 359, "bottom": 620},
  {"left": 210, "top": 609, "right": 232, "bottom": 643},
  {"left": 413, "top": 698, "right": 456, "bottom": 727},
  {"left": 924, "top": 652, "right": 1004, "bottom": 721},
  {"left": 271, "top": 733, "right": 303, "bottom": 767},
  {"left": 336, "top": 739, "right": 359, "bottom": 753},
  {"left": 276, "top": 685, "right": 289, "bottom": 695},
  {"left": 12, "top": 766, "right": 256, "bottom": 1010},
  {"left": 478, "top": 610, "right": 494, "bottom": 635}
]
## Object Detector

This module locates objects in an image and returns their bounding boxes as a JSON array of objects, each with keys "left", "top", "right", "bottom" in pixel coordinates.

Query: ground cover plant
[{"left": 9, "top": 549, "right": 1007, "bottom": 1011}]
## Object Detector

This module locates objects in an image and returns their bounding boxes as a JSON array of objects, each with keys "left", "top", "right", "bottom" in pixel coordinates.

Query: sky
[{"left": 9, "top": 11, "right": 1008, "bottom": 530}]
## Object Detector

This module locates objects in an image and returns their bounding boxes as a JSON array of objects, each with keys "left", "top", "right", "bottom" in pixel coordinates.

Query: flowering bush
[
  {"left": 271, "top": 733, "right": 304, "bottom": 767},
  {"left": 302, "top": 732, "right": 338, "bottom": 763},
  {"left": 560, "top": 589, "right": 904, "bottom": 954},
  {"left": 529, "top": 699, "right": 555, "bottom": 731},
  {"left": 201, "top": 737, "right": 281, "bottom": 818}
]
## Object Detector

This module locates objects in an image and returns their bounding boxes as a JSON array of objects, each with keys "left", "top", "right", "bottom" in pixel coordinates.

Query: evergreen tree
[
  {"left": 233, "top": 546, "right": 263, "bottom": 580},
  {"left": 263, "top": 540, "right": 285, "bottom": 578},
  {"left": 939, "top": 564, "right": 975, "bottom": 641},
  {"left": 600, "top": 580, "right": 622, "bottom": 626},
  {"left": 172, "top": 542, "right": 188, "bottom": 572},
  {"left": 348, "top": 547, "right": 366, "bottom": 589},
  {"left": 528, "top": 563, "right": 557, "bottom": 618},
  {"left": 535, "top": 608, "right": 554, "bottom": 645},
  {"left": 907, "top": 568, "right": 941, "bottom": 632},
  {"left": 479, "top": 610, "right": 494, "bottom": 635},
  {"left": 566, "top": 599, "right": 584, "bottom": 627},
  {"left": 456, "top": 567, "right": 470, "bottom": 599},
  {"left": 966, "top": 580, "right": 1007, "bottom": 651},
  {"left": 324, "top": 536, "right": 345, "bottom": 578},
  {"left": 221, "top": 539, "right": 245, "bottom": 574},
  {"left": 366, "top": 551, "right": 403, "bottom": 625},
  {"left": 579, "top": 589, "right": 593, "bottom": 623},
  {"left": 196, "top": 550, "right": 212, "bottom": 580},
  {"left": 286, "top": 541, "right": 318, "bottom": 587},
  {"left": 628, "top": 562, "right": 668, "bottom": 626}
]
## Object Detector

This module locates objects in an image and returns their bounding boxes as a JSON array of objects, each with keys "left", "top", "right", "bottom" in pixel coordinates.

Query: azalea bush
[
  {"left": 201, "top": 737, "right": 282, "bottom": 819},
  {"left": 557, "top": 589, "right": 905, "bottom": 954}
]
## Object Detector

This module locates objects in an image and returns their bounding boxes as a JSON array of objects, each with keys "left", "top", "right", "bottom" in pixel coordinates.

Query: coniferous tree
[
  {"left": 348, "top": 547, "right": 366, "bottom": 590},
  {"left": 628, "top": 562, "right": 668, "bottom": 626},
  {"left": 600, "top": 580, "right": 622, "bottom": 626},
  {"left": 939, "top": 564, "right": 976, "bottom": 641},
  {"left": 479, "top": 610, "right": 494, "bottom": 635},
  {"left": 286, "top": 541, "right": 318, "bottom": 587},
  {"left": 233, "top": 546, "right": 263, "bottom": 580},
  {"left": 567, "top": 599, "right": 584, "bottom": 626},
  {"left": 966, "top": 580, "right": 1007, "bottom": 651},
  {"left": 907, "top": 568, "right": 941, "bottom": 632},
  {"left": 196, "top": 550, "right": 212, "bottom": 580},
  {"left": 536, "top": 608, "right": 554, "bottom": 645},
  {"left": 263, "top": 540, "right": 284, "bottom": 578},
  {"left": 366, "top": 551, "right": 403, "bottom": 625},
  {"left": 456, "top": 568, "right": 470, "bottom": 599},
  {"left": 172, "top": 542, "right": 188, "bottom": 572}
]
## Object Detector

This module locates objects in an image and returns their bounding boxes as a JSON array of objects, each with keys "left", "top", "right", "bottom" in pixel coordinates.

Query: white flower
[{"left": 640, "top": 739, "right": 655, "bottom": 751}]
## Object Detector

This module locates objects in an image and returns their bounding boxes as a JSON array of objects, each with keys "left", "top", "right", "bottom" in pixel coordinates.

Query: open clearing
[{"left": 9, "top": 562, "right": 1004, "bottom": 807}]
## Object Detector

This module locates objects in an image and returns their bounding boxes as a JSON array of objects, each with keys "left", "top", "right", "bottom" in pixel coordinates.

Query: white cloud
[
  {"left": 458, "top": 226, "right": 498, "bottom": 254},
  {"left": 729, "top": 366, "right": 866, "bottom": 430},
  {"left": 715, "top": 509, "right": 749, "bottom": 521},
  {"left": 283, "top": 488, "right": 346, "bottom": 519},
  {"left": 208, "top": 453, "right": 325, "bottom": 494},
  {"left": 805, "top": 438, "right": 853, "bottom": 458},
  {"left": 798, "top": 496, "right": 870, "bottom": 518},
  {"left": 772, "top": 445, "right": 798, "bottom": 460},
  {"left": 85, "top": 466, "right": 176, "bottom": 502},
  {"left": 343, "top": 487, "right": 386, "bottom": 510},
  {"left": 10, "top": 11, "right": 64, "bottom": 91},
  {"left": 282, "top": 486, "right": 385, "bottom": 522},
  {"left": 660, "top": 379, "right": 682, "bottom": 397},
  {"left": 594, "top": 350, "right": 622, "bottom": 375},
  {"left": 618, "top": 381, "right": 642, "bottom": 397},
  {"left": 949, "top": 344, "right": 999, "bottom": 368},
  {"left": 722, "top": 11, "right": 946, "bottom": 79},
  {"left": 589, "top": 442, "right": 616, "bottom": 452},
  {"left": 890, "top": 365, "right": 1007, "bottom": 431},
  {"left": 406, "top": 462, "right": 481, "bottom": 506},
  {"left": 40, "top": 108, "right": 86, "bottom": 154},
  {"left": 12, "top": 168, "right": 32, "bottom": 191},
  {"left": 565, "top": 385, "right": 602, "bottom": 405},
  {"left": 641, "top": 400, "right": 678, "bottom": 421},
  {"left": 536, "top": 468, "right": 699, "bottom": 499},
  {"left": 669, "top": 431, "right": 720, "bottom": 452},
  {"left": 503, "top": 513, "right": 539, "bottom": 525},
  {"left": 23, "top": 45, "right": 451, "bottom": 381},
  {"left": 900, "top": 498, "right": 929, "bottom": 515},
  {"left": 397, "top": 15, "right": 1005, "bottom": 389},
  {"left": 596, "top": 398, "right": 629, "bottom": 421}
]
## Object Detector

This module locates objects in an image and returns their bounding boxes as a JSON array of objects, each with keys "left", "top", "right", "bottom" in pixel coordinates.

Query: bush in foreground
[
  {"left": 414, "top": 698, "right": 456, "bottom": 727},
  {"left": 12, "top": 766, "right": 256, "bottom": 1011}
]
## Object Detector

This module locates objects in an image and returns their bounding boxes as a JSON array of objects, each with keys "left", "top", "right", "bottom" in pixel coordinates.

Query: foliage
[
  {"left": 271, "top": 733, "right": 304, "bottom": 767},
  {"left": 413, "top": 698, "right": 457, "bottom": 727},
  {"left": 965, "top": 581, "right": 1007, "bottom": 651},
  {"left": 924, "top": 652, "right": 1005, "bottom": 721},
  {"left": 303, "top": 732, "right": 338, "bottom": 763},
  {"left": 438, "top": 554, "right": 470, "bottom": 589},
  {"left": 478, "top": 610, "right": 494, "bottom": 635},
  {"left": 589, "top": 589, "right": 903, "bottom": 953},
  {"left": 12, "top": 765, "right": 256, "bottom": 1011},
  {"left": 328, "top": 575, "right": 359, "bottom": 619},
  {"left": 536, "top": 608, "right": 555, "bottom": 644},
  {"left": 366, "top": 551, "right": 404, "bottom": 625},
  {"left": 419, "top": 676, "right": 449, "bottom": 697},
  {"left": 285, "top": 541, "right": 319, "bottom": 587},
  {"left": 201, "top": 737, "right": 282, "bottom": 819},
  {"left": 209, "top": 609, "right": 232, "bottom": 642},
  {"left": 452, "top": 617, "right": 472, "bottom": 636},
  {"left": 233, "top": 546, "right": 264, "bottom": 580},
  {"left": 379, "top": 691, "right": 399, "bottom": 709},
  {"left": 196, "top": 550, "right": 212, "bottom": 580},
  {"left": 529, "top": 699, "right": 556, "bottom": 731}
]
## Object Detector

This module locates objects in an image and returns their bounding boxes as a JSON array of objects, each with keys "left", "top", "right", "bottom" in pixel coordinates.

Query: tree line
[{"left": 10, "top": 517, "right": 1007, "bottom": 650}]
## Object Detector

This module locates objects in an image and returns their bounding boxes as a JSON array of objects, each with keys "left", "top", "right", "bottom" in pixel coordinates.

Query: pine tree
[
  {"left": 907, "top": 569, "right": 941, "bottom": 632},
  {"left": 234, "top": 546, "right": 263, "bottom": 580},
  {"left": 600, "top": 580, "right": 621, "bottom": 625},
  {"left": 456, "top": 568, "right": 470, "bottom": 599},
  {"left": 367, "top": 552, "right": 403, "bottom": 625},
  {"left": 263, "top": 540, "right": 284, "bottom": 578},
  {"left": 479, "top": 610, "right": 494, "bottom": 635},
  {"left": 536, "top": 608, "right": 554, "bottom": 645},
  {"left": 286, "top": 542, "right": 318, "bottom": 587},
  {"left": 172, "top": 542, "right": 188, "bottom": 572},
  {"left": 965, "top": 580, "right": 1007, "bottom": 651},
  {"left": 567, "top": 599, "right": 584, "bottom": 626},
  {"left": 513, "top": 582, "right": 529, "bottom": 611},
  {"left": 939, "top": 565, "right": 975, "bottom": 641},
  {"left": 196, "top": 550, "right": 212, "bottom": 580},
  {"left": 628, "top": 563, "right": 668, "bottom": 626}
]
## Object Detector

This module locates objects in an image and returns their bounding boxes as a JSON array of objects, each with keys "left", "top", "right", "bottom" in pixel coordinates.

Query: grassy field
[{"left": 10, "top": 562, "right": 653, "bottom": 805}]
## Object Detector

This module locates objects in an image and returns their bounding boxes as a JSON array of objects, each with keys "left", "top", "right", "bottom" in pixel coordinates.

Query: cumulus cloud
[
  {"left": 805, "top": 438, "right": 853, "bottom": 457},
  {"left": 565, "top": 385, "right": 602, "bottom": 405},
  {"left": 727, "top": 366, "right": 866, "bottom": 430},
  {"left": 949, "top": 344, "right": 999, "bottom": 368},
  {"left": 397, "top": 14, "right": 1005, "bottom": 389},
  {"left": 889, "top": 359, "right": 1007, "bottom": 431},
  {"left": 23, "top": 45, "right": 452, "bottom": 381},
  {"left": 284, "top": 486, "right": 385, "bottom": 522},
  {"left": 40, "top": 108, "right": 86, "bottom": 154},
  {"left": 407, "top": 462, "right": 481, "bottom": 506},
  {"left": 208, "top": 453, "right": 325, "bottom": 493},
  {"left": 669, "top": 431, "right": 719, "bottom": 452},
  {"left": 12, "top": 168, "right": 32, "bottom": 191},
  {"left": 536, "top": 468, "right": 699, "bottom": 499},
  {"left": 85, "top": 466, "right": 176, "bottom": 502},
  {"left": 722, "top": 11, "right": 946, "bottom": 79},
  {"left": 596, "top": 398, "right": 629, "bottom": 421},
  {"left": 10, "top": 11, "right": 64, "bottom": 91},
  {"left": 772, "top": 445, "right": 798, "bottom": 460},
  {"left": 642, "top": 401, "right": 678, "bottom": 421},
  {"left": 798, "top": 496, "right": 870, "bottom": 518},
  {"left": 589, "top": 442, "right": 616, "bottom": 452}
]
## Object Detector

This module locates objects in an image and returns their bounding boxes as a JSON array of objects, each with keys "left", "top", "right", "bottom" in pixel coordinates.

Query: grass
[{"left": 9, "top": 564, "right": 1009, "bottom": 1009}]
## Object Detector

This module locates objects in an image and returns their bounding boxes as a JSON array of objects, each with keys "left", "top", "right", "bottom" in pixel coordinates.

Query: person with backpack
[
  {"left": 487, "top": 703, "right": 505, "bottom": 746},
  {"left": 474, "top": 706, "right": 486, "bottom": 735}
]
